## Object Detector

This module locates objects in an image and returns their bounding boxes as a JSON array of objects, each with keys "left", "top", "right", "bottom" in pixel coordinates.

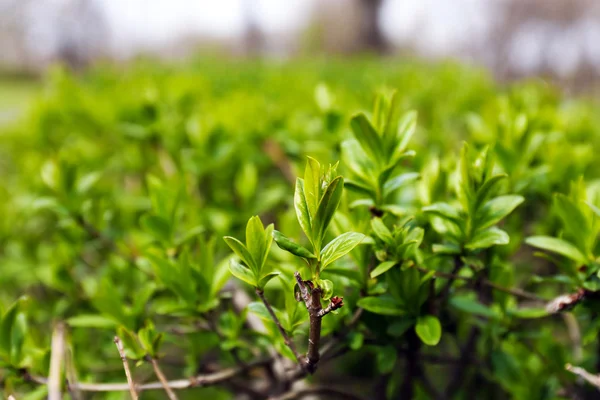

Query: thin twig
[
  {"left": 148, "top": 357, "right": 179, "bottom": 400},
  {"left": 255, "top": 287, "right": 305, "bottom": 371},
  {"left": 114, "top": 337, "right": 138, "bottom": 400},
  {"left": 566, "top": 364, "right": 600, "bottom": 390},
  {"left": 416, "top": 266, "right": 545, "bottom": 302},
  {"left": 48, "top": 322, "right": 65, "bottom": 400},
  {"left": 27, "top": 359, "right": 271, "bottom": 392},
  {"left": 316, "top": 297, "right": 344, "bottom": 317},
  {"left": 268, "top": 386, "right": 368, "bottom": 400}
]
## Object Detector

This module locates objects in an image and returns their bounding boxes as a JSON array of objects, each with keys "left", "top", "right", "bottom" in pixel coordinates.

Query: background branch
[{"left": 114, "top": 336, "right": 138, "bottom": 400}]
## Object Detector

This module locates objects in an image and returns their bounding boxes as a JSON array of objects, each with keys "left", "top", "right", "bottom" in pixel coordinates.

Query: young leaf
[
  {"left": 272, "top": 230, "right": 316, "bottom": 259},
  {"left": 140, "top": 214, "right": 172, "bottom": 243},
  {"left": 357, "top": 296, "right": 405, "bottom": 316},
  {"left": 246, "top": 216, "right": 267, "bottom": 272},
  {"left": 294, "top": 178, "right": 313, "bottom": 242},
  {"left": 376, "top": 345, "right": 398, "bottom": 373},
  {"left": 525, "top": 236, "right": 588, "bottom": 265},
  {"left": 475, "top": 195, "right": 524, "bottom": 231},
  {"left": 450, "top": 295, "right": 499, "bottom": 319},
  {"left": 383, "top": 172, "right": 420, "bottom": 197},
  {"left": 312, "top": 176, "right": 344, "bottom": 249},
  {"left": 229, "top": 259, "right": 258, "bottom": 287},
  {"left": 223, "top": 236, "right": 256, "bottom": 272},
  {"left": 371, "top": 261, "right": 397, "bottom": 278},
  {"left": 350, "top": 113, "right": 383, "bottom": 162},
  {"left": 0, "top": 300, "right": 20, "bottom": 360},
  {"left": 465, "top": 227, "right": 509, "bottom": 250},
  {"left": 415, "top": 315, "right": 441, "bottom": 346},
  {"left": 371, "top": 218, "right": 393, "bottom": 245},
  {"left": 422, "top": 202, "right": 462, "bottom": 223},
  {"left": 318, "top": 279, "right": 334, "bottom": 300},
  {"left": 392, "top": 111, "right": 417, "bottom": 158},
  {"left": 304, "top": 157, "right": 321, "bottom": 217},
  {"left": 320, "top": 232, "right": 366, "bottom": 270},
  {"left": 258, "top": 272, "right": 281, "bottom": 289}
]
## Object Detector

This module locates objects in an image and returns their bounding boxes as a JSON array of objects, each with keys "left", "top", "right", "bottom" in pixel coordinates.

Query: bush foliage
[{"left": 2, "top": 58, "right": 600, "bottom": 399}]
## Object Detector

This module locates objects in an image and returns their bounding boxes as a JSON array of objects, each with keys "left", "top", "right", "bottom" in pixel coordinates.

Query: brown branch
[
  {"left": 294, "top": 271, "right": 327, "bottom": 374},
  {"left": 48, "top": 322, "right": 66, "bottom": 400},
  {"left": 148, "top": 357, "right": 178, "bottom": 400},
  {"left": 269, "top": 386, "right": 368, "bottom": 400},
  {"left": 27, "top": 359, "right": 270, "bottom": 393},
  {"left": 114, "top": 337, "right": 138, "bottom": 400},
  {"left": 255, "top": 287, "right": 305, "bottom": 371}
]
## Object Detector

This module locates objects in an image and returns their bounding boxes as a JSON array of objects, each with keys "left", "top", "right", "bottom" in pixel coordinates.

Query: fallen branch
[
  {"left": 27, "top": 359, "right": 270, "bottom": 393},
  {"left": 114, "top": 337, "right": 138, "bottom": 400},
  {"left": 566, "top": 364, "right": 600, "bottom": 390}
]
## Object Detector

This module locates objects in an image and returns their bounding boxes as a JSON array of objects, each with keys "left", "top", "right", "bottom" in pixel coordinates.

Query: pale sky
[{"left": 20, "top": 0, "right": 600, "bottom": 76}]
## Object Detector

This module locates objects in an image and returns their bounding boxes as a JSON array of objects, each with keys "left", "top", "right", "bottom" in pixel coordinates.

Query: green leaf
[
  {"left": 76, "top": 171, "right": 102, "bottom": 194},
  {"left": 117, "top": 327, "right": 145, "bottom": 359},
  {"left": 383, "top": 172, "right": 419, "bottom": 197},
  {"left": 525, "top": 236, "right": 588, "bottom": 265},
  {"left": 466, "top": 227, "right": 509, "bottom": 250},
  {"left": 67, "top": 315, "right": 117, "bottom": 328},
  {"left": 312, "top": 176, "right": 344, "bottom": 249},
  {"left": 140, "top": 214, "right": 172, "bottom": 243},
  {"left": 223, "top": 236, "right": 255, "bottom": 272},
  {"left": 350, "top": 113, "right": 383, "bottom": 162},
  {"left": 246, "top": 216, "right": 267, "bottom": 272},
  {"left": 370, "top": 261, "right": 396, "bottom": 278},
  {"left": 392, "top": 111, "right": 417, "bottom": 158},
  {"left": 415, "top": 315, "right": 442, "bottom": 346},
  {"left": 387, "top": 317, "right": 415, "bottom": 337},
  {"left": 318, "top": 279, "right": 334, "bottom": 300},
  {"left": 554, "top": 194, "right": 590, "bottom": 248},
  {"left": 422, "top": 202, "right": 462, "bottom": 222},
  {"left": 450, "top": 295, "right": 499, "bottom": 319},
  {"left": 258, "top": 272, "right": 281, "bottom": 290},
  {"left": 432, "top": 243, "right": 461, "bottom": 255},
  {"left": 507, "top": 308, "right": 548, "bottom": 319},
  {"left": 294, "top": 178, "right": 313, "bottom": 242},
  {"left": 272, "top": 230, "right": 316, "bottom": 259},
  {"left": 0, "top": 300, "right": 20, "bottom": 360},
  {"left": 320, "top": 232, "right": 366, "bottom": 270},
  {"left": 229, "top": 259, "right": 257, "bottom": 287},
  {"left": 357, "top": 296, "right": 405, "bottom": 316},
  {"left": 371, "top": 218, "right": 393, "bottom": 245},
  {"left": 304, "top": 157, "right": 321, "bottom": 217},
  {"left": 475, "top": 195, "right": 524, "bottom": 231},
  {"left": 376, "top": 345, "right": 397, "bottom": 373}
]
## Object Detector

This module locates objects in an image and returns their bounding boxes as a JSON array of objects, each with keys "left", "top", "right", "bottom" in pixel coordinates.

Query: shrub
[{"left": 2, "top": 59, "right": 600, "bottom": 399}]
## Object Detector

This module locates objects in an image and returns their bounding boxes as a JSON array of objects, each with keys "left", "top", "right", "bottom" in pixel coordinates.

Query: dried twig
[
  {"left": 255, "top": 287, "right": 305, "bottom": 371},
  {"left": 114, "top": 337, "right": 138, "bottom": 400},
  {"left": 566, "top": 364, "right": 600, "bottom": 390},
  {"left": 28, "top": 359, "right": 270, "bottom": 392},
  {"left": 148, "top": 357, "right": 179, "bottom": 400},
  {"left": 48, "top": 322, "right": 66, "bottom": 400}
]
